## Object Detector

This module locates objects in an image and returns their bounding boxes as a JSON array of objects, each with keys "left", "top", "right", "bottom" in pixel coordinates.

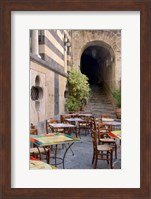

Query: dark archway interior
[{"left": 80, "top": 46, "right": 111, "bottom": 85}]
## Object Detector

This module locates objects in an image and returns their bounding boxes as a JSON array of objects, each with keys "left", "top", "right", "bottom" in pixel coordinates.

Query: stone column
[{"left": 31, "top": 30, "right": 41, "bottom": 58}]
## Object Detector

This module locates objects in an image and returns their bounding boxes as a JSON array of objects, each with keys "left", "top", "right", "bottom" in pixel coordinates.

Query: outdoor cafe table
[
  {"left": 103, "top": 121, "right": 121, "bottom": 130},
  {"left": 30, "top": 157, "right": 57, "bottom": 170},
  {"left": 64, "top": 118, "right": 85, "bottom": 137},
  {"left": 65, "top": 117, "right": 84, "bottom": 124},
  {"left": 49, "top": 123, "right": 76, "bottom": 136},
  {"left": 30, "top": 133, "right": 80, "bottom": 169}
]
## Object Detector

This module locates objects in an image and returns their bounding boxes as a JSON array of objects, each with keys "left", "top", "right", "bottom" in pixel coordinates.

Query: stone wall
[{"left": 71, "top": 30, "right": 121, "bottom": 91}]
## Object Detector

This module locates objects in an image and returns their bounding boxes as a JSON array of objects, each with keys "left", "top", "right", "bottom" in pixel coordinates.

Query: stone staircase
[{"left": 84, "top": 85, "right": 116, "bottom": 118}]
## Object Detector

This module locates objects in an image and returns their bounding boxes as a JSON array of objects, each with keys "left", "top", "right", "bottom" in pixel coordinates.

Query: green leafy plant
[
  {"left": 66, "top": 69, "right": 91, "bottom": 112},
  {"left": 112, "top": 89, "right": 121, "bottom": 108},
  {"left": 65, "top": 96, "right": 81, "bottom": 112}
]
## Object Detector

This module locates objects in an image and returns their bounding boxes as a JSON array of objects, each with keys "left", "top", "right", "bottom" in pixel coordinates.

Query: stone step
[{"left": 83, "top": 85, "right": 116, "bottom": 118}]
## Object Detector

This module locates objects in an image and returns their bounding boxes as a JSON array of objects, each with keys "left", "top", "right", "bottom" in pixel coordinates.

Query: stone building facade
[
  {"left": 30, "top": 30, "right": 72, "bottom": 124},
  {"left": 30, "top": 30, "right": 121, "bottom": 125}
]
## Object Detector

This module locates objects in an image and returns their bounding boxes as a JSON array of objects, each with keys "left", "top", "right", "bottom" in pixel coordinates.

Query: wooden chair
[
  {"left": 101, "top": 113, "right": 112, "bottom": 118},
  {"left": 30, "top": 126, "right": 50, "bottom": 163},
  {"left": 45, "top": 118, "right": 64, "bottom": 133},
  {"left": 97, "top": 123, "right": 112, "bottom": 139},
  {"left": 30, "top": 123, "right": 35, "bottom": 129},
  {"left": 60, "top": 114, "right": 72, "bottom": 123},
  {"left": 78, "top": 115, "right": 91, "bottom": 136},
  {"left": 90, "top": 116, "right": 101, "bottom": 132},
  {"left": 90, "top": 116, "right": 111, "bottom": 140},
  {"left": 30, "top": 123, "right": 38, "bottom": 135},
  {"left": 63, "top": 115, "right": 79, "bottom": 137},
  {"left": 30, "top": 145, "right": 50, "bottom": 164},
  {"left": 97, "top": 123, "right": 117, "bottom": 159},
  {"left": 91, "top": 129, "right": 113, "bottom": 169}
]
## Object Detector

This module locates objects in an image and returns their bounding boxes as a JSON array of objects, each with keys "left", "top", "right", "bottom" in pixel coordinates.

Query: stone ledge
[{"left": 30, "top": 53, "right": 68, "bottom": 78}]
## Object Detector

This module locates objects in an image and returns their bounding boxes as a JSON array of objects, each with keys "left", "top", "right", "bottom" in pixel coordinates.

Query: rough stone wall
[{"left": 71, "top": 30, "right": 121, "bottom": 90}]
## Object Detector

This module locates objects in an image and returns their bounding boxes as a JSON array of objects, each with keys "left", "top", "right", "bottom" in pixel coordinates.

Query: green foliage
[
  {"left": 65, "top": 96, "right": 81, "bottom": 112},
  {"left": 65, "top": 69, "right": 91, "bottom": 112},
  {"left": 68, "top": 69, "right": 90, "bottom": 101},
  {"left": 112, "top": 89, "right": 121, "bottom": 108}
]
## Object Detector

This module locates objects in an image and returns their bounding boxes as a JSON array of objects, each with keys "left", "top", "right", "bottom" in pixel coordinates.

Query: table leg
[
  {"left": 64, "top": 143, "right": 74, "bottom": 156},
  {"left": 62, "top": 143, "right": 74, "bottom": 169},
  {"left": 54, "top": 145, "right": 58, "bottom": 167}
]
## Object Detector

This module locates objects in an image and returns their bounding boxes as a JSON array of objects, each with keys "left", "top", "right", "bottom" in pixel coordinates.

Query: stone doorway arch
[
  {"left": 72, "top": 30, "right": 121, "bottom": 91},
  {"left": 80, "top": 40, "right": 115, "bottom": 89}
]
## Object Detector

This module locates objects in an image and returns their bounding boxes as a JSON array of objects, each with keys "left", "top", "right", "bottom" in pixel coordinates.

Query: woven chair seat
[
  {"left": 100, "top": 138, "right": 116, "bottom": 143},
  {"left": 97, "top": 144, "right": 112, "bottom": 151},
  {"left": 99, "top": 130, "right": 108, "bottom": 133},
  {"left": 30, "top": 147, "right": 49, "bottom": 154}
]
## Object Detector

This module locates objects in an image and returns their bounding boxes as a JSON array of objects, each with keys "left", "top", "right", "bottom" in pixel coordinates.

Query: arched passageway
[
  {"left": 80, "top": 43, "right": 117, "bottom": 117},
  {"left": 80, "top": 45, "right": 114, "bottom": 87}
]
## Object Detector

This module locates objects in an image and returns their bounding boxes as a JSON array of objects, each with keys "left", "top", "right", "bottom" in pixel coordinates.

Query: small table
[
  {"left": 65, "top": 117, "right": 84, "bottom": 123},
  {"left": 49, "top": 123, "right": 76, "bottom": 135},
  {"left": 30, "top": 133, "right": 80, "bottom": 169},
  {"left": 103, "top": 121, "right": 121, "bottom": 130},
  {"left": 30, "top": 159, "right": 56, "bottom": 169},
  {"left": 65, "top": 118, "right": 84, "bottom": 137}
]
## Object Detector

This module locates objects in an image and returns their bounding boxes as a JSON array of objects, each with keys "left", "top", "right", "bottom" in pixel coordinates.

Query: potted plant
[
  {"left": 66, "top": 69, "right": 90, "bottom": 112},
  {"left": 80, "top": 98, "right": 87, "bottom": 111},
  {"left": 65, "top": 96, "right": 81, "bottom": 113},
  {"left": 112, "top": 89, "right": 121, "bottom": 119}
]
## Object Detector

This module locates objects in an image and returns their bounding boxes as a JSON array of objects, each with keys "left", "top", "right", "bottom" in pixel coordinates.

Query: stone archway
[
  {"left": 80, "top": 41, "right": 115, "bottom": 90},
  {"left": 71, "top": 30, "right": 121, "bottom": 91}
]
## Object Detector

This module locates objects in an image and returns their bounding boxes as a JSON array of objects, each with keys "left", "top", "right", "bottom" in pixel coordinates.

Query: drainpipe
[{"left": 31, "top": 30, "right": 41, "bottom": 58}]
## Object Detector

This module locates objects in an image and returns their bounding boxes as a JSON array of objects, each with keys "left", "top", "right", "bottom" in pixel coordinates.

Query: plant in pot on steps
[
  {"left": 112, "top": 89, "right": 121, "bottom": 119},
  {"left": 65, "top": 69, "right": 90, "bottom": 113},
  {"left": 65, "top": 96, "right": 81, "bottom": 113}
]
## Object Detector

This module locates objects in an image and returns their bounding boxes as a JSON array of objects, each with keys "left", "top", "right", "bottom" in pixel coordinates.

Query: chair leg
[
  {"left": 78, "top": 128, "right": 81, "bottom": 138},
  {"left": 54, "top": 145, "right": 58, "bottom": 167},
  {"left": 47, "top": 148, "right": 50, "bottom": 164},
  {"left": 92, "top": 151, "right": 95, "bottom": 164},
  {"left": 110, "top": 150, "right": 113, "bottom": 169},
  {"left": 115, "top": 144, "right": 117, "bottom": 159},
  {"left": 94, "top": 153, "right": 98, "bottom": 169},
  {"left": 107, "top": 152, "right": 109, "bottom": 164},
  {"left": 85, "top": 129, "right": 87, "bottom": 136}
]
